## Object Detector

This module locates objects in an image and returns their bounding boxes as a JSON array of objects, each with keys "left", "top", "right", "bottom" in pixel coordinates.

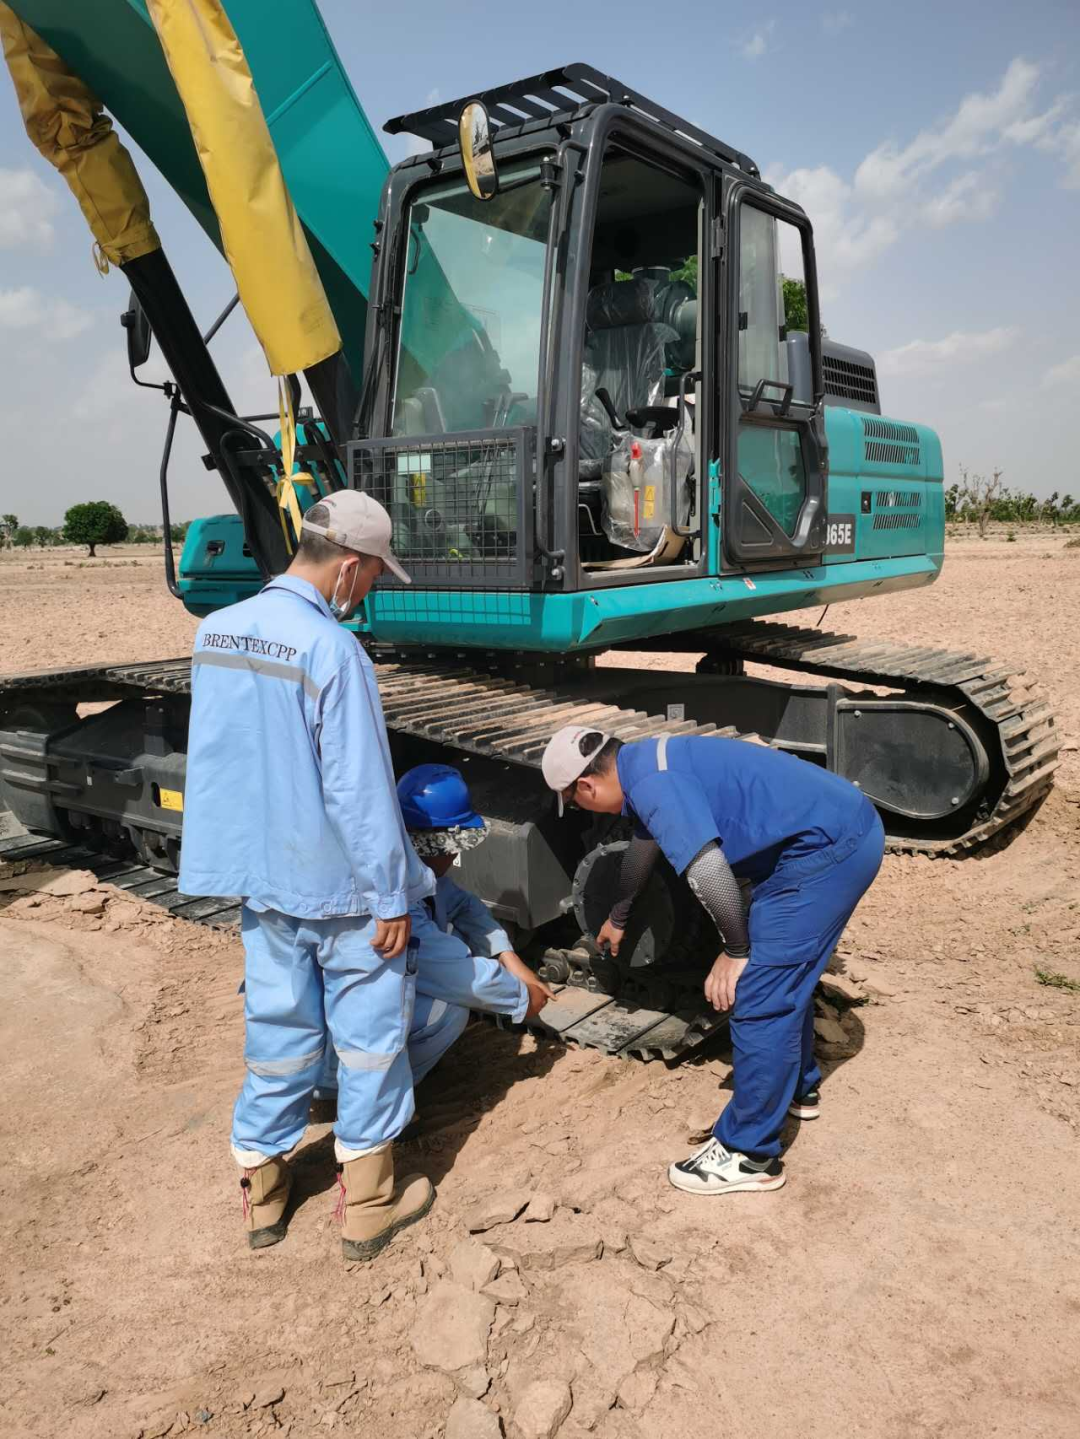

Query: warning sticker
[{"left": 158, "top": 788, "right": 184, "bottom": 812}]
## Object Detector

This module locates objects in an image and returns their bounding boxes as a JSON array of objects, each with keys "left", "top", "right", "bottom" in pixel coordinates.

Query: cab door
[{"left": 719, "top": 183, "right": 828, "bottom": 566}]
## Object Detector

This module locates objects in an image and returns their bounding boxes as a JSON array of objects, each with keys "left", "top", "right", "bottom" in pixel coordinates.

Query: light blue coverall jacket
[{"left": 179, "top": 573, "right": 435, "bottom": 919}]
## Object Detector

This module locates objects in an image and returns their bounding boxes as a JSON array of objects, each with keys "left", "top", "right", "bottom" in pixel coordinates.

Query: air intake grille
[
  {"left": 872, "top": 511, "right": 922, "bottom": 531},
  {"left": 823, "top": 353, "right": 878, "bottom": 407},
  {"left": 875, "top": 490, "right": 922, "bottom": 508},
  {"left": 348, "top": 427, "right": 533, "bottom": 589},
  {"left": 862, "top": 417, "right": 921, "bottom": 467}
]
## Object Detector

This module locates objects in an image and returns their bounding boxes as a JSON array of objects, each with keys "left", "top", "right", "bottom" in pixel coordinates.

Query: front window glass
[{"left": 393, "top": 166, "right": 552, "bottom": 435}]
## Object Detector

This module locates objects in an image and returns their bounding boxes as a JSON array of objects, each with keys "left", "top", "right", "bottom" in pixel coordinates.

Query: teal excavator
[{"left": 0, "top": 1, "right": 1059, "bottom": 1057}]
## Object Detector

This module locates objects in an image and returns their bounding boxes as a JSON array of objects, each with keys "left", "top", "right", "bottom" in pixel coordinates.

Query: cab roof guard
[{"left": 383, "top": 61, "right": 760, "bottom": 178}]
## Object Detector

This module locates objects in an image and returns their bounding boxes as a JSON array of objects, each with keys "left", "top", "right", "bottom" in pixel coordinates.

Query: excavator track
[
  {"left": 0, "top": 628, "right": 1060, "bottom": 1058},
  {"left": 696, "top": 621, "right": 1060, "bottom": 855}
]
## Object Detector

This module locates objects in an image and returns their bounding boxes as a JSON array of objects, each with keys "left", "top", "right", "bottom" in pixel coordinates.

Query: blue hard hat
[{"left": 397, "top": 764, "right": 484, "bottom": 831}]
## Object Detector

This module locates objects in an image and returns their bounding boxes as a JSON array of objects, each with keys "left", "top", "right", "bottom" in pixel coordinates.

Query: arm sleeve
[
  {"left": 443, "top": 879, "right": 514, "bottom": 958},
  {"left": 608, "top": 836, "right": 660, "bottom": 930},
  {"left": 317, "top": 651, "right": 413, "bottom": 919},
  {"left": 685, "top": 841, "right": 750, "bottom": 957}
]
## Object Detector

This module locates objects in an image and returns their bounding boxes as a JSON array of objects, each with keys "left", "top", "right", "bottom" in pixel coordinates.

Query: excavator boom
[{"left": 8, "top": 0, "right": 387, "bottom": 376}]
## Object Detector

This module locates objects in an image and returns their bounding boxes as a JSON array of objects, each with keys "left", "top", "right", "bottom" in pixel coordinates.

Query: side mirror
[
  {"left": 459, "top": 100, "right": 499, "bottom": 202},
  {"left": 121, "top": 289, "right": 152, "bottom": 370}
]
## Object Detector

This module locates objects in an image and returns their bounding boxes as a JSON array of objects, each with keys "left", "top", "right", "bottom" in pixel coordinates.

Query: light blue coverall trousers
[
  {"left": 315, "top": 870, "right": 519, "bottom": 1096},
  {"left": 178, "top": 575, "right": 525, "bottom": 1164}
]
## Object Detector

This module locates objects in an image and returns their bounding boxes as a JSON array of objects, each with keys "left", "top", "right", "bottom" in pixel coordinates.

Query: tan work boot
[
  {"left": 240, "top": 1156, "right": 292, "bottom": 1249},
  {"left": 336, "top": 1148, "right": 435, "bottom": 1262}
]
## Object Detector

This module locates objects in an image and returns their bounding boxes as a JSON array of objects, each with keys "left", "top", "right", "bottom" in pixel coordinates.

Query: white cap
[
  {"left": 541, "top": 725, "right": 611, "bottom": 815},
  {"left": 301, "top": 491, "right": 411, "bottom": 585}
]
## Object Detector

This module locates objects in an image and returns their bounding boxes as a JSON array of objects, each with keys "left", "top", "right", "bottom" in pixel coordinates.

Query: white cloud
[
  {"left": 764, "top": 163, "right": 899, "bottom": 296},
  {"left": 741, "top": 21, "right": 775, "bottom": 60},
  {"left": 822, "top": 10, "right": 854, "bottom": 32},
  {"left": 853, "top": 58, "right": 1068, "bottom": 202},
  {"left": 767, "top": 57, "right": 1080, "bottom": 294},
  {"left": 877, "top": 327, "right": 1017, "bottom": 378},
  {"left": 0, "top": 286, "right": 93, "bottom": 342},
  {"left": 1039, "top": 120, "right": 1080, "bottom": 189},
  {"left": 1044, "top": 355, "right": 1080, "bottom": 386},
  {"left": 0, "top": 167, "right": 60, "bottom": 250},
  {"left": 920, "top": 170, "right": 1001, "bottom": 227}
]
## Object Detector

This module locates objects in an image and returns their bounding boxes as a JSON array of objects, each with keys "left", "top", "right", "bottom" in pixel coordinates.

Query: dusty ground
[{"left": 1, "top": 529, "right": 1079, "bottom": 1439}]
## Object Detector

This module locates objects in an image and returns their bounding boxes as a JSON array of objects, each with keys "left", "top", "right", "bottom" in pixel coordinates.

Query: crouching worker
[
  {"left": 317, "top": 764, "right": 553, "bottom": 1098},
  {"left": 542, "top": 725, "right": 884, "bottom": 1197},
  {"left": 180, "top": 491, "right": 454, "bottom": 1264},
  {"left": 397, "top": 763, "right": 554, "bottom": 1038}
]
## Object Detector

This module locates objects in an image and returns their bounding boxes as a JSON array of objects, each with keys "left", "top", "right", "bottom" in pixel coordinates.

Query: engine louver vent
[
  {"left": 875, "top": 490, "right": 922, "bottom": 508},
  {"left": 862, "top": 417, "right": 921, "bottom": 467},
  {"left": 872, "top": 512, "right": 922, "bottom": 530},
  {"left": 823, "top": 353, "right": 878, "bottom": 407}
]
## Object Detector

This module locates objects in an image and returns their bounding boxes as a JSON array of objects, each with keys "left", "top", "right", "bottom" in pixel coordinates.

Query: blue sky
[{"left": 2, "top": 0, "right": 1079, "bottom": 526}]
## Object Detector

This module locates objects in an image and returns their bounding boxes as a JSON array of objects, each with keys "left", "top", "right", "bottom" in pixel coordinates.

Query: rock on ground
[
  {"left": 515, "top": 1378, "right": 573, "bottom": 1439},
  {"left": 466, "top": 1189, "right": 530, "bottom": 1232},
  {"left": 410, "top": 1281, "right": 495, "bottom": 1374},
  {"left": 813, "top": 1016, "right": 848, "bottom": 1045},
  {"left": 448, "top": 1236, "right": 501, "bottom": 1291},
  {"left": 445, "top": 1395, "right": 502, "bottom": 1439}
]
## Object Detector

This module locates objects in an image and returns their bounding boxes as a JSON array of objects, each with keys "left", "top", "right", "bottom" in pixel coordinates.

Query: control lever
[{"left": 593, "top": 387, "right": 626, "bottom": 431}]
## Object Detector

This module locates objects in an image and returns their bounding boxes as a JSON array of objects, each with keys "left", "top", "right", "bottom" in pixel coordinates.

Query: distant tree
[
  {"left": 944, "top": 484, "right": 960, "bottom": 520},
  {"left": 63, "top": 500, "right": 129, "bottom": 558},
  {"left": 32, "top": 526, "right": 54, "bottom": 548},
  {"left": 169, "top": 522, "right": 189, "bottom": 543},
  {"left": 957, "top": 465, "right": 1005, "bottom": 539},
  {"left": 13, "top": 527, "right": 34, "bottom": 548},
  {"left": 0, "top": 513, "right": 17, "bottom": 548}
]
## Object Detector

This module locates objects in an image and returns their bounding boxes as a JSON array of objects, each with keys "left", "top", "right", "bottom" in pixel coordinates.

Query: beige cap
[
  {"left": 301, "top": 490, "right": 411, "bottom": 585},
  {"left": 541, "top": 725, "right": 611, "bottom": 815}
]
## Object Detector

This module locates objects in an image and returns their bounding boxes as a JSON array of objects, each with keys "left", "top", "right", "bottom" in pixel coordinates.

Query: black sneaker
[
  {"left": 668, "top": 1138, "right": 785, "bottom": 1195},
  {"left": 788, "top": 1088, "right": 820, "bottom": 1120}
]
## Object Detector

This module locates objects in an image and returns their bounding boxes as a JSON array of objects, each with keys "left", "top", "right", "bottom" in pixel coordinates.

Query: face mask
[{"left": 328, "top": 562, "right": 359, "bottom": 622}]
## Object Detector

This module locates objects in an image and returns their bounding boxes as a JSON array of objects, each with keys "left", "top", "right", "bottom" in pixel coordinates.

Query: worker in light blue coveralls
[
  {"left": 542, "top": 724, "right": 884, "bottom": 1196},
  {"left": 178, "top": 491, "right": 530, "bottom": 1263}
]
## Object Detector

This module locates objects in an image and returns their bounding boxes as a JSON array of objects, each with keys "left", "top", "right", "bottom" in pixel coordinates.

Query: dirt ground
[{"left": 1, "top": 529, "right": 1079, "bottom": 1439}]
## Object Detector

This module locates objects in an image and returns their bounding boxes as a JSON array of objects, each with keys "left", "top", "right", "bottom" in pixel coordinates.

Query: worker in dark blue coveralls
[{"left": 542, "top": 724, "right": 884, "bottom": 1196}]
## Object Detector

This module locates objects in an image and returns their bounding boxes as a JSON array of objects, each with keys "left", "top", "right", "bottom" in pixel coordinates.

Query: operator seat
[{"left": 579, "top": 279, "right": 678, "bottom": 479}]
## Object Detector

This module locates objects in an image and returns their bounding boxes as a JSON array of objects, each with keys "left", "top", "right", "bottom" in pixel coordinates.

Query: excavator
[{"left": 0, "top": 2, "right": 1060, "bottom": 1058}]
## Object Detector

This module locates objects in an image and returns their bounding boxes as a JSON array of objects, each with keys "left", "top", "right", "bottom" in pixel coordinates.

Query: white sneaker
[{"left": 668, "top": 1138, "right": 785, "bottom": 1195}]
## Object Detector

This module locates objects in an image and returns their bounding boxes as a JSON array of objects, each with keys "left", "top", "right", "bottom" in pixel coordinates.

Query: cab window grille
[{"left": 348, "top": 428, "right": 533, "bottom": 589}]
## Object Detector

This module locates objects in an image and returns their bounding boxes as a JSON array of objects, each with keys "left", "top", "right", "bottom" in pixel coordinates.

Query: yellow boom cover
[
  {"left": 145, "top": 0, "right": 340, "bottom": 378},
  {"left": 0, "top": 4, "right": 160, "bottom": 270}
]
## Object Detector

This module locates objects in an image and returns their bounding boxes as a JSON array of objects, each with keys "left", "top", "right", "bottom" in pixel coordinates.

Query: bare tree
[{"left": 957, "top": 465, "right": 1004, "bottom": 540}]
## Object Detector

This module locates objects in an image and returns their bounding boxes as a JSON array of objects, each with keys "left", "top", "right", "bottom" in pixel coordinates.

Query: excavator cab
[{"left": 356, "top": 65, "right": 829, "bottom": 632}]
